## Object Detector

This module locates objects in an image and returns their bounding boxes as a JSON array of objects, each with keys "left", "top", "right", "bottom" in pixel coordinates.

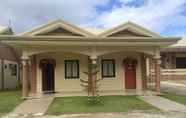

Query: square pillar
[
  {"left": 22, "top": 57, "right": 30, "bottom": 98},
  {"left": 141, "top": 54, "right": 147, "bottom": 90},
  {"left": 31, "top": 56, "right": 37, "bottom": 93}
]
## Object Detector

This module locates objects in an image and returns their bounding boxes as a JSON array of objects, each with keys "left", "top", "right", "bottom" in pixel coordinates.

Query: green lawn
[
  {"left": 47, "top": 96, "right": 158, "bottom": 115},
  {"left": 0, "top": 90, "right": 23, "bottom": 117},
  {"left": 161, "top": 92, "right": 186, "bottom": 105}
]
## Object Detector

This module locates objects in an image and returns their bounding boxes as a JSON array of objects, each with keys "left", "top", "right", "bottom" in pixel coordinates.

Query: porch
[{"left": 20, "top": 48, "right": 162, "bottom": 98}]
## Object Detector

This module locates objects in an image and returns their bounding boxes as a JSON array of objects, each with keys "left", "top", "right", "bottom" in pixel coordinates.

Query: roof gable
[
  {"left": 0, "top": 27, "right": 13, "bottom": 35},
  {"left": 21, "top": 20, "right": 94, "bottom": 37},
  {"left": 98, "top": 21, "right": 161, "bottom": 38},
  {"left": 107, "top": 29, "right": 150, "bottom": 37},
  {"left": 37, "top": 27, "right": 83, "bottom": 36}
]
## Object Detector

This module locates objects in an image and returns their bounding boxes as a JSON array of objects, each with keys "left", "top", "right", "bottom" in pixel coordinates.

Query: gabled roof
[
  {"left": 21, "top": 20, "right": 95, "bottom": 37},
  {"left": 160, "top": 38, "right": 186, "bottom": 52},
  {"left": 21, "top": 20, "right": 162, "bottom": 38},
  {"left": 97, "top": 21, "right": 161, "bottom": 37},
  {"left": 171, "top": 38, "right": 186, "bottom": 47}
]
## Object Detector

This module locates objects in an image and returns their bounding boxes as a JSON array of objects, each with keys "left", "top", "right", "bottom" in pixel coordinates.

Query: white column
[
  {"left": 90, "top": 55, "right": 98, "bottom": 64},
  {"left": 153, "top": 51, "right": 161, "bottom": 95},
  {"left": 21, "top": 55, "right": 30, "bottom": 98}
]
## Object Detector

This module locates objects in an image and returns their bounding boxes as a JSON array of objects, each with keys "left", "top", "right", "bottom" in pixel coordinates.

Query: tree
[{"left": 80, "top": 59, "right": 101, "bottom": 103}]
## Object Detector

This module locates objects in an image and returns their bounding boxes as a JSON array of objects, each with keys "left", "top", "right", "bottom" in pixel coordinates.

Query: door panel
[
  {"left": 41, "top": 60, "right": 55, "bottom": 92},
  {"left": 124, "top": 58, "right": 137, "bottom": 89}
]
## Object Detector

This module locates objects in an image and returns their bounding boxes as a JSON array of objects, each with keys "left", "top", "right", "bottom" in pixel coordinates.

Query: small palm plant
[{"left": 80, "top": 59, "right": 102, "bottom": 103}]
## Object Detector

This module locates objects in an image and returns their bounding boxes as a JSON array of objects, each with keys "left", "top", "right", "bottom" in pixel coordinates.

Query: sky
[{"left": 0, "top": 0, "right": 186, "bottom": 36}]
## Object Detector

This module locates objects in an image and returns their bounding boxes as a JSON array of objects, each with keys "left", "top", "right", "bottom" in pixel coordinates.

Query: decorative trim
[
  {"left": 22, "top": 59, "right": 29, "bottom": 66},
  {"left": 97, "top": 21, "right": 161, "bottom": 37},
  {"left": 39, "top": 58, "right": 56, "bottom": 68},
  {"left": 21, "top": 20, "right": 94, "bottom": 37},
  {"left": 123, "top": 57, "right": 138, "bottom": 66}
]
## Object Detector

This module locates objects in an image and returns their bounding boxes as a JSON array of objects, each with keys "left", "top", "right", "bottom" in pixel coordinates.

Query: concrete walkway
[
  {"left": 11, "top": 97, "right": 54, "bottom": 115},
  {"left": 4, "top": 112, "right": 186, "bottom": 118},
  {"left": 139, "top": 95, "right": 186, "bottom": 112},
  {"left": 161, "top": 81, "right": 186, "bottom": 95}
]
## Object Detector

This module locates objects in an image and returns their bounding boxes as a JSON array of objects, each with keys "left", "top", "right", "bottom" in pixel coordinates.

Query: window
[
  {"left": 9, "top": 64, "right": 17, "bottom": 76},
  {"left": 65, "top": 60, "right": 79, "bottom": 79},
  {"left": 4, "top": 65, "right": 7, "bottom": 69},
  {"left": 176, "top": 57, "right": 186, "bottom": 68},
  {"left": 101, "top": 59, "right": 115, "bottom": 78}
]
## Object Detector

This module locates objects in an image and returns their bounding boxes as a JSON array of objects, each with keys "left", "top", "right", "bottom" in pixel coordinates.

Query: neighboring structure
[
  {"left": 0, "top": 20, "right": 180, "bottom": 97},
  {"left": 161, "top": 39, "right": 186, "bottom": 69},
  {"left": 0, "top": 26, "right": 19, "bottom": 90},
  {"left": 159, "top": 39, "right": 186, "bottom": 80}
]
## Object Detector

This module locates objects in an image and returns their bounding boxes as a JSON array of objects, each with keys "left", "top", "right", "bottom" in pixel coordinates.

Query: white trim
[
  {"left": 20, "top": 20, "right": 161, "bottom": 38},
  {"left": 97, "top": 21, "right": 161, "bottom": 37},
  {"left": 21, "top": 20, "right": 95, "bottom": 37}
]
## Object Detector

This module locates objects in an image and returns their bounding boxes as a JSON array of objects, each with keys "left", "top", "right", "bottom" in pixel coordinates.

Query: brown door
[
  {"left": 124, "top": 59, "right": 137, "bottom": 89},
  {"left": 40, "top": 59, "right": 55, "bottom": 93}
]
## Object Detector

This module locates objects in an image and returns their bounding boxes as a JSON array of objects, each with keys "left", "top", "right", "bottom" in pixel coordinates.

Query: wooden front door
[
  {"left": 123, "top": 58, "right": 137, "bottom": 89},
  {"left": 40, "top": 59, "right": 55, "bottom": 93}
]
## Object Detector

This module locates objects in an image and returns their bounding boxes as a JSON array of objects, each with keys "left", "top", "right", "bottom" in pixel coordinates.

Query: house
[
  {"left": 0, "top": 26, "right": 19, "bottom": 90},
  {"left": 155, "top": 39, "right": 186, "bottom": 80},
  {"left": 0, "top": 20, "right": 180, "bottom": 98}
]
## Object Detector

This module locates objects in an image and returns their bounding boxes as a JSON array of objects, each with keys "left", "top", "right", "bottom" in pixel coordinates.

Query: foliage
[
  {"left": 0, "top": 90, "right": 23, "bottom": 117},
  {"left": 161, "top": 92, "right": 186, "bottom": 105},
  {"left": 80, "top": 59, "right": 102, "bottom": 103}
]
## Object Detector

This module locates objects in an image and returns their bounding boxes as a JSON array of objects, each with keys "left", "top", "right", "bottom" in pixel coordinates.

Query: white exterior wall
[
  {"left": 98, "top": 52, "right": 142, "bottom": 91},
  {"left": 36, "top": 52, "right": 88, "bottom": 92},
  {"left": 36, "top": 52, "right": 142, "bottom": 93}
]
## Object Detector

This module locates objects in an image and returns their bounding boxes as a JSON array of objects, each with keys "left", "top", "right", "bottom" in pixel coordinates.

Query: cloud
[
  {"left": 0, "top": 0, "right": 186, "bottom": 36},
  {"left": 119, "top": 0, "right": 140, "bottom": 5},
  {"left": 0, "top": 0, "right": 109, "bottom": 33},
  {"left": 87, "top": 0, "right": 186, "bottom": 36}
]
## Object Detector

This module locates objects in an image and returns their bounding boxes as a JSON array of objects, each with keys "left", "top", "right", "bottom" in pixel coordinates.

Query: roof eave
[
  {"left": 0, "top": 35, "right": 181, "bottom": 41},
  {"left": 0, "top": 36, "right": 180, "bottom": 48}
]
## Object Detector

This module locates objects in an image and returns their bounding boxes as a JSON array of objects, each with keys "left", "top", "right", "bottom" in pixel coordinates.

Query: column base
[{"left": 21, "top": 96, "right": 28, "bottom": 100}]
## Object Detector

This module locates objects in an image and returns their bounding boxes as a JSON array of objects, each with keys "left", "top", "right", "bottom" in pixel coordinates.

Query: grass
[
  {"left": 47, "top": 95, "right": 158, "bottom": 115},
  {"left": 0, "top": 90, "right": 23, "bottom": 117},
  {"left": 161, "top": 92, "right": 186, "bottom": 105}
]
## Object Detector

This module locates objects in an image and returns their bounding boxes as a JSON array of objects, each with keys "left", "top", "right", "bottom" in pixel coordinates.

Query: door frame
[{"left": 39, "top": 58, "right": 56, "bottom": 93}]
